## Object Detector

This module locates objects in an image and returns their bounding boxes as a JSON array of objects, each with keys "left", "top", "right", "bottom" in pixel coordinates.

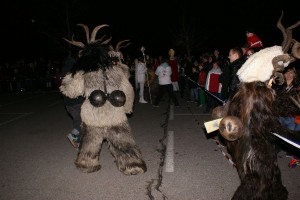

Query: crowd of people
[{"left": 1, "top": 27, "right": 299, "bottom": 138}]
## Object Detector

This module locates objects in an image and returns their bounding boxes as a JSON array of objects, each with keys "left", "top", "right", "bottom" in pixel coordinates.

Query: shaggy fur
[
  {"left": 237, "top": 46, "right": 284, "bottom": 83},
  {"left": 60, "top": 43, "right": 146, "bottom": 174},
  {"left": 213, "top": 81, "right": 300, "bottom": 200}
]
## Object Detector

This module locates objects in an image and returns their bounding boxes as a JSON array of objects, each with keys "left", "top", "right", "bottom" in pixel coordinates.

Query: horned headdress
[
  {"left": 237, "top": 11, "right": 300, "bottom": 85},
  {"left": 63, "top": 24, "right": 113, "bottom": 73}
]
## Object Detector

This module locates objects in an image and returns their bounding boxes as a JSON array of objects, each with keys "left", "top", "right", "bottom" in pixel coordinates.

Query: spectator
[
  {"left": 274, "top": 66, "right": 300, "bottom": 131},
  {"left": 219, "top": 47, "right": 245, "bottom": 100},
  {"left": 61, "top": 52, "right": 84, "bottom": 148},
  {"left": 245, "top": 27, "right": 263, "bottom": 52},
  {"left": 153, "top": 59, "right": 179, "bottom": 107},
  {"left": 189, "top": 66, "right": 199, "bottom": 103},
  {"left": 197, "top": 63, "right": 206, "bottom": 107},
  {"left": 204, "top": 60, "right": 222, "bottom": 113},
  {"left": 135, "top": 57, "right": 148, "bottom": 103},
  {"left": 168, "top": 49, "right": 180, "bottom": 92}
]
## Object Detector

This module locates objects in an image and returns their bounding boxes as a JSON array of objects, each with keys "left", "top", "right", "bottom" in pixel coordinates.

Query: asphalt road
[{"left": 0, "top": 90, "right": 299, "bottom": 200}]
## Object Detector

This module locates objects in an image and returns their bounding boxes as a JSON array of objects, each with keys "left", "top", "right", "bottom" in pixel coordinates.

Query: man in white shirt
[{"left": 153, "top": 59, "right": 179, "bottom": 107}]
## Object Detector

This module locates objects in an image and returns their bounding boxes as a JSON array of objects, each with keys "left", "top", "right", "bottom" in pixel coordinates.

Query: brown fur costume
[
  {"left": 60, "top": 24, "right": 146, "bottom": 174},
  {"left": 211, "top": 13, "right": 300, "bottom": 200}
]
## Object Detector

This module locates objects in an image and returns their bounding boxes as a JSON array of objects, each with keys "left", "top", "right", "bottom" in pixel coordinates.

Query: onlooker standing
[
  {"left": 204, "top": 60, "right": 222, "bottom": 112},
  {"left": 197, "top": 63, "right": 206, "bottom": 107},
  {"left": 219, "top": 47, "right": 245, "bottom": 100},
  {"left": 135, "top": 57, "right": 148, "bottom": 103},
  {"left": 245, "top": 27, "right": 263, "bottom": 53},
  {"left": 168, "top": 49, "right": 180, "bottom": 92},
  {"left": 274, "top": 66, "right": 300, "bottom": 131},
  {"left": 189, "top": 66, "right": 199, "bottom": 103},
  {"left": 179, "top": 56, "right": 193, "bottom": 98},
  {"left": 61, "top": 52, "right": 84, "bottom": 148},
  {"left": 153, "top": 59, "right": 179, "bottom": 107}
]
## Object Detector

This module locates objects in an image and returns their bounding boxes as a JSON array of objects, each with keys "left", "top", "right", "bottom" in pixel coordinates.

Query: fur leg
[
  {"left": 105, "top": 122, "right": 147, "bottom": 175},
  {"left": 75, "top": 123, "right": 103, "bottom": 173},
  {"left": 230, "top": 137, "right": 288, "bottom": 200},
  {"left": 232, "top": 172, "right": 288, "bottom": 200}
]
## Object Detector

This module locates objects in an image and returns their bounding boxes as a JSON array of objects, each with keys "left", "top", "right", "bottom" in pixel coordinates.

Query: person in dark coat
[
  {"left": 219, "top": 47, "right": 245, "bottom": 101},
  {"left": 61, "top": 52, "right": 84, "bottom": 148}
]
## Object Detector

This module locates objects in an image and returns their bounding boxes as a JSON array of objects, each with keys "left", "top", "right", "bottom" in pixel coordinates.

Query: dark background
[{"left": 1, "top": 0, "right": 299, "bottom": 61}]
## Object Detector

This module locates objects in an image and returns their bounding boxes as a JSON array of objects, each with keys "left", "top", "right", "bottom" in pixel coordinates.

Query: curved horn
[
  {"left": 291, "top": 39, "right": 300, "bottom": 59},
  {"left": 63, "top": 36, "right": 85, "bottom": 48},
  {"left": 77, "top": 24, "right": 90, "bottom": 43},
  {"left": 116, "top": 40, "right": 131, "bottom": 51},
  {"left": 272, "top": 54, "right": 291, "bottom": 72},
  {"left": 100, "top": 36, "right": 112, "bottom": 44},
  {"left": 90, "top": 24, "right": 109, "bottom": 42},
  {"left": 94, "top": 35, "right": 112, "bottom": 45},
  {"left": 277, "top": 11, "right": 300, "bottom": 53},
  {"left": 277, "top": 11, "right": 289, "bottom": 52}
]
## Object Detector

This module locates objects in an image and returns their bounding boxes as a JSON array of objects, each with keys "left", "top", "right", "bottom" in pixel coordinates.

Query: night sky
[{"left": 1, "top": 0, "right": 299, "bottom": 61}]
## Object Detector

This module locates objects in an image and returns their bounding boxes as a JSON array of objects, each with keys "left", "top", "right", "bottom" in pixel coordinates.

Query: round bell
[
  {"left": 109, "top": 90, "right": 126, "bottom": 107},
  {"left": 89, "top": 90, "right": 106, "bottom": 107}
]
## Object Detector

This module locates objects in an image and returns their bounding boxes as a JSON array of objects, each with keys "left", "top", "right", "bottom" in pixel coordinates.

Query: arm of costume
[{"left": 59, "top": 71, "right": 85, "bottom": 98}]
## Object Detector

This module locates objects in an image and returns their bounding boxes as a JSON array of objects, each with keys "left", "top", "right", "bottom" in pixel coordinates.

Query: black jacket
[
  {"left": 219, "top": 58, "right": 245, "bottom": 100},
  {"left": 228, "top": 58, "right": 245, "bottom": 96}
]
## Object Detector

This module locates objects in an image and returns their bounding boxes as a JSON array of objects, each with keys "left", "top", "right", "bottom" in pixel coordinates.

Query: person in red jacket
[
  {"left": 197, "top": 63, "right": 206, "bottom": 107},
  {"left": 245, "top": 27, "right": 263, "bottom": 53},
  {"left": 168, "top": 48, "right": 179, "bottom": 92}
]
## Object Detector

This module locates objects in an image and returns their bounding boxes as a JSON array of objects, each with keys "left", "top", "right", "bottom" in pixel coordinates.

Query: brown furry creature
[
  {"left": 214, "top": 82, "right": 300, "bottom": 200},
  {"left": 60, "top": 24, "right": 146, "bottom": 175},
  {"left": 211, "top": 12, "right": 300, "bottom": 200}
]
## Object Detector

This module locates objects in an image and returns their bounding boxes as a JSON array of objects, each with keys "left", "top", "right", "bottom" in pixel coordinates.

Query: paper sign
[{"left": 204, "top": 118, "right": 223, "bottom": 133}]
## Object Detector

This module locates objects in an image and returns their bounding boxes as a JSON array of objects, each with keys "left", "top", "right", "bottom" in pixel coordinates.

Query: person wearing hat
[{"left": 246, "top": 27, "right": 263, "bottom": 52}]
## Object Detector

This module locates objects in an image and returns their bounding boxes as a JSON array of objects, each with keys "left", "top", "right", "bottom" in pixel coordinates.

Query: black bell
[
  {"left": 89, "top": 90, "right": 107, "bottom": 107},
  {"left": 109, "top": 90, "right": 126, "bottom": 107}
]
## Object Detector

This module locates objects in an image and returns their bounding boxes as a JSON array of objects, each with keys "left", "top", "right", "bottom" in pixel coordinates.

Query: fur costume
[
  {"left": 211, "top": 13, "right": 300, "bottom": 200},
  {"left": 60, "top": 24, "right": 147, "bottom": 175}
]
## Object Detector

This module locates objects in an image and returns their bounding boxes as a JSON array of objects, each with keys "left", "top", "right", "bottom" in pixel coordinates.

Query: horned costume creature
[
  {"left": 211, "top": 12, "right": 300, "bottom": 200},
  {"left": 60, "top": 24, "right": 147, "bottom": 175}
]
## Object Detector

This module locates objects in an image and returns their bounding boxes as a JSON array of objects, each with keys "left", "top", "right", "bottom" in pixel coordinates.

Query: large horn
[
  {"left": 277, "top": 11, "right": 300, "bottom": 55},
  {"left": 90, "top": 24, "right": 109, "bottom": 42},
  {"left": 77, "top": 24, "right": 90, "bottom": 43},
  {"left": 272, "top": 11, "right": 300, "bottom": 84},
  {"left": 63, "top": 35, "right": 85, "bottom": 48},
  {"left": 95, "top": 35, "right": 112, "bottom": 45}
]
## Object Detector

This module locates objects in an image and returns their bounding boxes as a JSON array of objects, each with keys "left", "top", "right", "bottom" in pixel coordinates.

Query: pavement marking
[
  {"left": 165, "top": 130, "right": 174, "bottom": 172},
  {"left": 0, "top": 112, "right": 33, "bottom": 126},
  {"left": 169, "top": 105, "right": 174, "bottom": 120}
]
